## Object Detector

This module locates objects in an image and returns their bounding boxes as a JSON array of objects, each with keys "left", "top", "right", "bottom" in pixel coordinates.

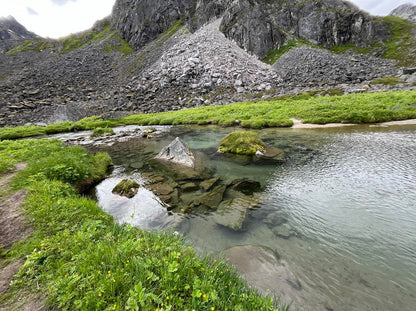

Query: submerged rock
[
  {"left": 146, "top": 182, "right": 174, "bottom": 196},
  {"left": 112, "top": 179, "right": 140, "bottom": 198},
  {"left": 155, "top": 137, "right": 195, "bottom": 168},
  {"left": 180, "top": 182, "right": 199, "bottom": 192},
  {"left": 222, "top": 245, "right": 303, "bottom": 305},
  {"left": 196, "top": 185, "right": 227, "bottom": 210},
  {"left": 255, "top": 146, "right": 285, "bottom": 163},
  {"left": 213, "top": 196, "right": 261, "bottom": 231},
  {"left": 200, "top": 176, "right": 220, "bottom": 192},
  {"left": 229, "top": 179, "right": 261, "bottom": 195}
]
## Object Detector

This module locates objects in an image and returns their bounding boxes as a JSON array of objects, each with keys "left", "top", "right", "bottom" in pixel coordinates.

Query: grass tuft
[{"left": 0, "top": 139, "right": 280, "bottom": 310}]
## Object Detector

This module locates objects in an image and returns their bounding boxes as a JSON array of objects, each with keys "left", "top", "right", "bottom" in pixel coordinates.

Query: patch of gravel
[{"left": 272, "top": 46, "right": 399, "bottom": 86}]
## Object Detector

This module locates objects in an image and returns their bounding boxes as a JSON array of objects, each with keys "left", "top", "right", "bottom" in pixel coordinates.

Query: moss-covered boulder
[
  {"left": 112, "top": 179, "right": 140, "bottom": 198},
  {"left": 218, "top": 131, "right": 265, "bottom": 155}
]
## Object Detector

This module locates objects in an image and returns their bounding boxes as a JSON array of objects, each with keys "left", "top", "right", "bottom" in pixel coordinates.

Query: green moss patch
[
  {"left": 370, "top": 77, "right": 402, "bottom": 86},
  {"left": 219, "top": 131, "right": 266, "bottom": 155},
  {"left": 112, "top": 179, "right": 140, "bottom": 198}
]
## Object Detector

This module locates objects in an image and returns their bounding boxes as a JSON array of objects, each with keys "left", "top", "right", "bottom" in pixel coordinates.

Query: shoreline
[{"left": 290, "top": 118, "right": 416, "bottom": 129}]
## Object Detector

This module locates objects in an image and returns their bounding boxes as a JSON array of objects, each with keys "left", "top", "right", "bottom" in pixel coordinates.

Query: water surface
[{"left": 93, "top": 124, "right": 416, "bottom": 311}]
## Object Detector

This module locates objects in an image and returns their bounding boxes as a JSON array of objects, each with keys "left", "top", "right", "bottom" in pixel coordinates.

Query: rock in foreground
[
  {"left": 112, "top": 179, "right": 140, "bottom": 198},
  {"left": 154, "top": 137, "right": 195, "bottom": 168}
]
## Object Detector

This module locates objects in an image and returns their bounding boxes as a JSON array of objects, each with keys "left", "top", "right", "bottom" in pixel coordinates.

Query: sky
[{"left": 0, "top": 0, "right": 415, "bottom": 39}]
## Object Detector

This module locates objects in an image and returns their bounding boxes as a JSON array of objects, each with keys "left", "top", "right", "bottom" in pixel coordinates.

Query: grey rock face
[
  {"left": 112, "top": 0, "right": 193, "bottom": 50},
  {"left": 220, "top": 0, "right": 389, "bottom": 58},
  {"left": 0, "top": 16, "right": 37, "bottom": 41},
  {"left": 390, "top": 3, "right": 416, "bottom": 23},
  {"left": 155, "top": 137, "right": 195, "bottom": 168},
  {"left": 113, "top": 0, "right": 389, "bottom": 59}
]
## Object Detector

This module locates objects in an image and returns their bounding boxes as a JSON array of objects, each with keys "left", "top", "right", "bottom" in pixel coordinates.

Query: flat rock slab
[
  {"left": 196, "top": 185, "right": 226, "bottom": 210},
  {"left": 222, "top": 245, "right": 304, "bottom": 307},
  {"left": 200, "top": 177, "right": 220, "bottom": 192},
  {"left": 213, "top": 196, "right": 260, "bottom": 230}
]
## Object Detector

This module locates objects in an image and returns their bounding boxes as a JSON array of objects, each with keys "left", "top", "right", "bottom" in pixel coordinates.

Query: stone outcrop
[
  {"left": 220, "top": 0, "right": 389, "bottom": 59},
  {"left": 154, "top": 137, "right": 195, "bottom": 168},
  {"left": 113, "top": 0, "right": 390, "bottom": 59},
  {"left": 390, "top": 3, "right": 416, "bottom": 23},
  {"left": 0, "top": 16, "right": 37, "bottom": 41}
]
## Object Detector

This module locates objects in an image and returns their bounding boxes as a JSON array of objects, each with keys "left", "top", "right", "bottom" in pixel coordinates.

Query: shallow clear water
[{"left": 93, "top": 124, "right": 416, "bottom": 311}]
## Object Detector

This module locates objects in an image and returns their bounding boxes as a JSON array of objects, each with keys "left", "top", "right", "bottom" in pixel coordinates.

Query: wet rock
[
  {"left": 146, "top": 182, "right": 174, "bottom": 196},
  {"left": 200, "top": 177, "right": 220, "bottom": 192},
  {"left": 181, "top": 182, "right": 199, "bottom": 192},
  {"left": 129, "top": 161, "right": 144, "bottom": 170},
  {"left": 155, "top": 137, "right": 195, "bottom": 168},
  {"left": 142, "top": 173, "right": 165, "bottom": 184},
  {"left": 213, "top": 196, "right": 260, "bottom": 231},
  {"left": 273, "top": 224, "right": 297, "bottom": 239},
  {"left": 229, "top": 179, "right": 261, "bottom": 195},
  {"left": 222, "top": 245, "right": 303, "bottom": 300},
  {"left": 112, "top": 179, "right": 140, "bottom": 198},
  {"left": 196, "top": 185, "right": 226, "bottom": 210},
  {"left": 264, "top": 211, "right": 289, "bottom": 227},
  {"left": 255, "top": 146, "right": 285, "bottom": 163}
]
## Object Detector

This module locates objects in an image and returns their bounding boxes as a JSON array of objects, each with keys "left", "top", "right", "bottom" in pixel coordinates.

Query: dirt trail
[{"left": 0, "top": 163, "right": 45, "bottom": 310}]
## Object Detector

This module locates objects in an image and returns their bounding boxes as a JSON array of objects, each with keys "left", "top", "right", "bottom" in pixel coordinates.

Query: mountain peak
[
  {"left": 0, "top": 15, "right": 37, "bottom": 41},
  {"left": 390, "top": 3, "right": 416, "bottom": 22}
]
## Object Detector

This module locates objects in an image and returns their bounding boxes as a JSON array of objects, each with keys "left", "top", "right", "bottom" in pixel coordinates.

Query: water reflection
[{"left": 92, "top": 124, "right": 416, "bottom": 311}]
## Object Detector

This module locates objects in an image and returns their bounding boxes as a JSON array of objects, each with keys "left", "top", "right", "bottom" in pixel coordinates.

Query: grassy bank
[
  {"left": 0, "top": 139, "right": 280, "bottom": 310},
  {"left": 1, "top": 90, "right": 415, "bottom": 140}
]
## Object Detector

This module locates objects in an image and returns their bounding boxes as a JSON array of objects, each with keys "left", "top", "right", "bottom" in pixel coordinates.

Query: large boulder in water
[{"left": 155, "top": 137, "right": 195, "bottom": 168}]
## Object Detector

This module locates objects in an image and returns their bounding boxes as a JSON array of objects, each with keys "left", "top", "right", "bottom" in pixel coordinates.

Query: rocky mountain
[
  {"left": 0, "top": 16, "right": 36, "bottom": 40},
  {"left": 390, "top": 3, "right": 416, "bottom": 23},
  {"left": 0, "top": 0, "right": 415, "bottom": 127},
  {"left": 113, "top": 0, "right": 389, "bottom": 59}
]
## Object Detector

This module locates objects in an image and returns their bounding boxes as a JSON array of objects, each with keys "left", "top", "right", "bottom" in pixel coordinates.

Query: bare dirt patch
[
  {"left": 0, "top": 260, "right": 24, "bottom": 296},
  {"left": 0, "top": 163, "right": 40, "bottom": 310},
  {"left": 0, "top": 190, "right": 30, "bottom": 249}
]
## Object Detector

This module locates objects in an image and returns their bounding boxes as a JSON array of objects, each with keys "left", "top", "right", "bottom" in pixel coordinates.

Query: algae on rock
[
  {"left": 218, "top": 131, "right": 265, "bottom": 155},
  {"left": 112, "top": 179, "right": 140, "bottom": 198}
]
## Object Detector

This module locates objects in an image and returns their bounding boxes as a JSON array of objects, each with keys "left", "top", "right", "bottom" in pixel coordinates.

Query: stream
[{"left": 61, "top": 123, "right": 416, "bottom": 311}]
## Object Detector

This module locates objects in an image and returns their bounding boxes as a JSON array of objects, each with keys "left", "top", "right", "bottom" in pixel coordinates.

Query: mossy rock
[
  {"left": 218, "top": 131, "right": 265, "bottom": 155},
  {"left": 112, "top": 179, "right": 140, "bottom": 198}
]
